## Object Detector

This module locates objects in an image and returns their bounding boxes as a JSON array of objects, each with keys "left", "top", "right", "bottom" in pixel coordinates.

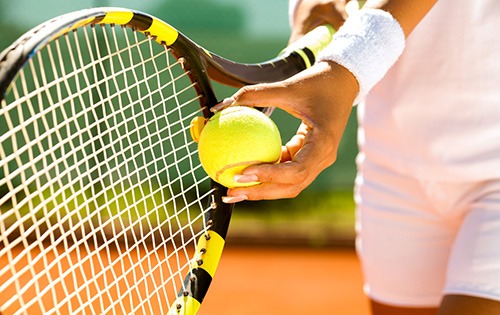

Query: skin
[
  {"left": 214, "top": 0, "right": 500, "bottom": 314},
  {"left": 216, "top": 0, "right": 437, "bottom": 202}
]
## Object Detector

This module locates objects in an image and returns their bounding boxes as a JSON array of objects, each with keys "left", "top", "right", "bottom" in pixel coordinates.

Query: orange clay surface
[
  {"left": 1, "top": 245, "right": 369, "bottom": 315},
  {"left": 200, "top": 246, "right": 370, "bottom": 315}
]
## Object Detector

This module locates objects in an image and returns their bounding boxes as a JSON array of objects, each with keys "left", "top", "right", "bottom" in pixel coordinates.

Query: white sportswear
[
  {"left": 359, "top": 0, "right": 500, "bottom": 181},
  {"left": 290, "top": 0, "right": 500, "bottom": 181},
  {"left": 289, "top": 0, "right": 500, "bottom": 306}
]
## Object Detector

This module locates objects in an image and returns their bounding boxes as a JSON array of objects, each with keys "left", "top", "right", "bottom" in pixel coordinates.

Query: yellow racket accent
[
  {"left": 70, "top": 17, "right": 95, "bottom": 31},
  {"left": 0, "top": 7, "right": 338, "bottom": 315},
  {"left": 168, "top": 296, "right": 201, "bottom": 315},
  {"left": 53, "top": 16, "right": 95, "bottom": 40},
  {"left": 294, "top": 49, "right": 313, "bottom": 68},
  {"left": 167, "top": 231, "right": 224, "bottom": 315},
  {"left": 147, "top": 18, "right": 179, "bottom": 46},
  {"left": 100, "top": 11, "right": 134, "bottom": 25},
  {"left": 189, "top": 116, "right": 207, "bottom": 143},
  {"left": 280, "top": 24, "right": 336, "bottom": 66},
  {"left": 194, "top": 230, "right": 225, "bottom": 278}
]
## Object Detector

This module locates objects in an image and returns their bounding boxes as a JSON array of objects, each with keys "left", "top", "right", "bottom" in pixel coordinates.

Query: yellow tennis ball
[{"left": 193, "top": 106, "right": 281, "bottom": 188}]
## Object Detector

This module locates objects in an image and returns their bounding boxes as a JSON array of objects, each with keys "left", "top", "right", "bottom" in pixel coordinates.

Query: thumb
[{"left": 212, "top": 82, "right": 297, "bottom": 115}]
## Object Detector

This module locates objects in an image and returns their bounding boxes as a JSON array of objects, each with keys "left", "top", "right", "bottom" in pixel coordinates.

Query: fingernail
[
  {"left": 211, "top": 97, "right": 234, "bottom": 112},
  {"left": 222, "top": 195, "right": 248, "bottom": 203},
  {"left": 234, "top": 174, "right": 259, "bottom": 183}
]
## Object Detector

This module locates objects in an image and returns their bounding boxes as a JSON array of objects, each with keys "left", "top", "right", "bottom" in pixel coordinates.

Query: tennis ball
[{"left": 191, "top": 106, "right": 281, "bottom": 188}]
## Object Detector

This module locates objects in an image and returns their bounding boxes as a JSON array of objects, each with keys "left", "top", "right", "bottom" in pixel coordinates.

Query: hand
[
  {"left": 289, "top": 0, "right": 349, "bottom": 43},
  {"left": 214, "top": 61, "right": 358, "bottom": 202}
]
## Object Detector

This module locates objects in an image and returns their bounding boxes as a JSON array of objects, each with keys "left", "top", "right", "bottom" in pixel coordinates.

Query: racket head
[
  {"left": 0, "top": 7, "right": 334, "bottom": 314},
  {"left": 0, "top": 8, "right": 231, "bottom": 315}
]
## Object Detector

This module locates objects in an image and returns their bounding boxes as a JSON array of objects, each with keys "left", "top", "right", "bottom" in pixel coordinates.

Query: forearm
[
  {"left": 312, "top": 0, "right": 437, "bottom": 104},
  {"left": 290, "top": 0, "right": 437, "bottom": 36},
  {"left": 221, "top": 0, "right": 439, "bottom": 201},
  {"left": 364, "top": 0, "right": 437, "bottom": 37}
]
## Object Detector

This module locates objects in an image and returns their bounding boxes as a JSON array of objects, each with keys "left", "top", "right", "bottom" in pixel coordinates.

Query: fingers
[
  {"left": 289, "top": 1, "right": 347, "bottom": 43},
  {"left": 212, "top": 81, "right": 304, "bottom": 121},
  {"left": 224, "top": 127, "right": 338, "bottom": 201},
  {"left": 214, "top": 62, "right": 357, "bottom": 203},
  {"left": 281, "top": 127, "right": 307, "bottom": 162},
  {"left": 281, "top": 124, "right": 308, "bottom": 162},
  {"left": 226, "top": 166, "right": 312, "bottom": 201},
  {"left": 211, "top": 83, "right": 314, "bottom": 202},
  {"left": 211, "top": 84, "right": 280, "bottom": 112},
  {"left": 226, "top": 160, "right": 323, "bottom": 201}
]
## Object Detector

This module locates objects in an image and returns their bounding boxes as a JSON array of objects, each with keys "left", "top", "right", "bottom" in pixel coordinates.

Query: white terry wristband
[{"left": 317, "top": 9, "right": 405, "bottom": 104}]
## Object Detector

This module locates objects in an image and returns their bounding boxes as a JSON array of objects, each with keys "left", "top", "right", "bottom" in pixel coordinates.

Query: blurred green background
[{"left": 0, "top": 0, "right": 359, "bottom": 246}]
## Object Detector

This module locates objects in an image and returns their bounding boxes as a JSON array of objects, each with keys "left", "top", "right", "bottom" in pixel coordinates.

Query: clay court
[
  {"left": 1, "top": 244, "right": 369, "bottom": 315},
  {"left": 201, "top": 246, "right": 370, "bottom": 315}
]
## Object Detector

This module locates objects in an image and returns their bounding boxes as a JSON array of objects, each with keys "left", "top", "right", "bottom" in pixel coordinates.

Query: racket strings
[{"left": 0, "top": 22, "right": 213, "bottom": 315}]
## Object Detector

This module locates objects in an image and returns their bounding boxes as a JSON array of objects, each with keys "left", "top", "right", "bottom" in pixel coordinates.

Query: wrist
[
  {"left": 316, "top": 9, "right": 406, "bottom": 104},
  {"left": 315, "top": 60, "right": 359, "bottom": 106}
]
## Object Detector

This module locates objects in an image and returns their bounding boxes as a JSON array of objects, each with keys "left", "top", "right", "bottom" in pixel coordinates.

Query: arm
[
  {"left": 219, "top": 0, "right": 438, "bottom": 202},
  {"left": 370, "top": 0, "right": 438, "bottom": 37}
]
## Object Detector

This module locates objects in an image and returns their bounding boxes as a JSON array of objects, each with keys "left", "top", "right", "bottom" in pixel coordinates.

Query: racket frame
[{"left": 0, "top": 7, "right": 334, "bottom": 314}]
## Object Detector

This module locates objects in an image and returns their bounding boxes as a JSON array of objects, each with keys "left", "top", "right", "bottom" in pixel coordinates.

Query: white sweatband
[{"left": 317, "top": 9, "right": 406, "bottom": 104}]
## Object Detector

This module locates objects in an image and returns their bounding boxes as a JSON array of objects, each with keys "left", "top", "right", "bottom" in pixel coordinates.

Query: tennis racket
[{"left": 0, "top": 7, "right": 333, "bottom": 315}]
